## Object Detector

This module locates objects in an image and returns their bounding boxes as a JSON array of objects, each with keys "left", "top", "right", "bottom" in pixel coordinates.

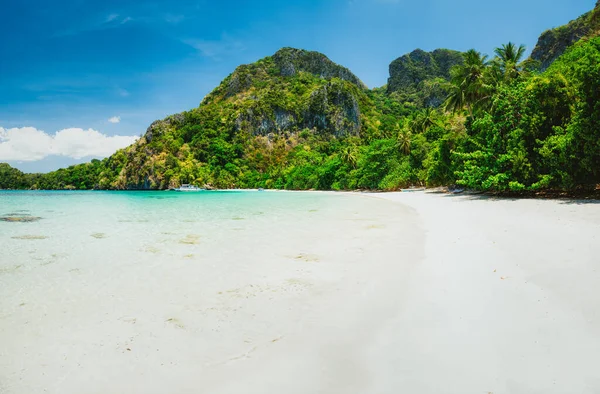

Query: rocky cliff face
[
  {"left": 531, "top": 2, "right": 600, "bottom": 71},
  {"left": 200, "top": 47, "right": 367, "bottom": 138},
  {"left": 232, "top": 80, "right": 361, "bottom": 137},
  {"left": 386, "top": 49, "right": 463, "bottom": 107},
  {"left": 272, "top": 47, "right": 366, "bottom": 89},
  {"left": 531, "top": 12, "right": 593, "bottom": 71},
  {"left": 387, "top": 49, "right": 463, "bottom": 93},
  {"left": 212, "top": 48, "right": 366, "bottom": 100}
]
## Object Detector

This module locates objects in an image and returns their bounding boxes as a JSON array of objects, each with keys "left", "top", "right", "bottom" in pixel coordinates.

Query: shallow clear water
[
  {"left": 0, "top": 190, "right": 414, "bottom": 394},
  {"left": 1, "top": 190, "right": 362, "bottom": 261},
  {"left": 0, "top": 190, "right": 391, "bottom": 305}
]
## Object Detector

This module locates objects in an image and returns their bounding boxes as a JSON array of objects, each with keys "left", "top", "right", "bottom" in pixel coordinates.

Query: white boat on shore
[{"left": 172, "top": 184, "right": 203, "bottom": 192}]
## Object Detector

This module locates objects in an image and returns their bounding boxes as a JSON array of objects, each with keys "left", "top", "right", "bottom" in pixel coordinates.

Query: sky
[{"left": 0, "top": 0, "right": 594, "bottom": 172}]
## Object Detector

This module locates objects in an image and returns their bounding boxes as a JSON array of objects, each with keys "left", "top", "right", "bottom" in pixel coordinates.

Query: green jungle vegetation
[{"left": 2, "top": 3, "right": 600, "bottom": 193}]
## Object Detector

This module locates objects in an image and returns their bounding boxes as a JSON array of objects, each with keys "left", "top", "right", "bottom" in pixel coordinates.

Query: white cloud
[
  {"left": 105, "top": 13, "right": 120, "bottom": 23},
  {"left": 54, "top": 13, "right": 133, "bottom": 37},
  {"left": 108, "top": 116, "right": 121, "bottom": 124},
  {"left": 104, "top": 14, "right": 132, "bottom": 26},
  {"left": 0, "top": 127, "right": 137, "bottom": 162},
  {"left": 184, "top": 34, "right": 245, "bottom": 60}
]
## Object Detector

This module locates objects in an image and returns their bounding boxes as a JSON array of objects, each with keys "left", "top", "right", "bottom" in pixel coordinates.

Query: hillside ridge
[{"left": 2, "top": 4, "right": 600, "bottom": 193}]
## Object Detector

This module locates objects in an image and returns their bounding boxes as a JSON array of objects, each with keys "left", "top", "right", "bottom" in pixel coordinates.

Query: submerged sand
[{"left": 1, "top": 192, "right": 599, "bottom": 394}]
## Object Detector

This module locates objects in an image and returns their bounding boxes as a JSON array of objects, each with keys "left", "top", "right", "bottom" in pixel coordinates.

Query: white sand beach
[
  {"left": 1, "top": 191, "right": 599, "bottom": 394},
  {"left": 367, "top": 192, "right": 600, "bottom": 394}
]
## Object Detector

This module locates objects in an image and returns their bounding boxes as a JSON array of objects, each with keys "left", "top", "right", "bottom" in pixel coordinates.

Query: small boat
[{"left": 173, "top": 184, "right": 203, "bottom": 192}]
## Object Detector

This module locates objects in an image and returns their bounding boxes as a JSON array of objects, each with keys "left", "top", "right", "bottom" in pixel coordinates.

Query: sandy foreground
[
  {"left": 365, "top": 192, "right": 600, "bottom": 394},
  {"left": 1, "top": 192, "right": 600, "bottom": 394}
]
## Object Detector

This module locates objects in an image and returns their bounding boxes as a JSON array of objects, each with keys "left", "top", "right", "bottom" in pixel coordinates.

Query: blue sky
[{"left": 0, "top": 0, "right": 593, "bottom": 172}]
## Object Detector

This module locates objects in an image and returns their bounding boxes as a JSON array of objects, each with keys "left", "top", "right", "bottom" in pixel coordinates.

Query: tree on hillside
[
  {"left": 397, "top": 126, "right": 412, "bottom": 155},
  {"left": 493, "top": 42, "right": 527, "bottom": 81},
  {"left": 445, "top": 43, "right": 532, "bottom": 115},
  {"left": 444, "top": 49, "right": 491, "bottom": 115},
  {"left": 410, "top": 107, "right": 440, "bottom": 133}
]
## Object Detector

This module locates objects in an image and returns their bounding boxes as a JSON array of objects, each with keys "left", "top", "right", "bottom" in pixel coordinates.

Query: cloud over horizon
[
  {"left": 0, "top": 127, "right": 137, "bottom": 162},
  {"left": 108, "top": 116, "right": 121, "bottom": 123}
]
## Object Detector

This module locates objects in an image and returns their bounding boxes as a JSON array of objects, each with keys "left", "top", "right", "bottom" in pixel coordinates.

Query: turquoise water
[
  {"left": 0, "top": 190, "right": 412, "bottom": 394},
  {"left": 0, "top": 190, "right": 352, "bottom": 254},
  {"left": 1, "top": 190, "right": 378, "bottom": 290}
]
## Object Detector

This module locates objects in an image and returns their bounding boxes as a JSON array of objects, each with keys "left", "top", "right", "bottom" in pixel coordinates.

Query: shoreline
[{"left": 2, "top": 186, "right": 599, "bottom": 201}]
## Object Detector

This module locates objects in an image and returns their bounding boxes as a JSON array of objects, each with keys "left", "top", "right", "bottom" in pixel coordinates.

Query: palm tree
[
  {"left": 408, "top": 107, "right": 439, "bottom": 134},
  {"left": 493, "top": 42, "right": 527, "bottom": 80},
  {"left": 444, "top": 49, "right": 491, "bottom": 115},
  {"left": 397, "top": 129, "right": 412, "bottom": 155},
  {"left": 494, "top": 42, "right": 526, "bottom": 64},
  {"left": 445, "top": 43, "right": 529, "bottom": 115},
  {"left": 444, "top": 83, "right": 466, "bottom": 114},
  {"left": 340, "top": 145, "right": 358, "bottom": 168},
  {"left": 420, "top": 107, "right": 439, "bottom": 132}
]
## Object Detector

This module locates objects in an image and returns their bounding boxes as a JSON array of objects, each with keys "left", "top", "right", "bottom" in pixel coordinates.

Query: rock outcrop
[
  {"left": 387, "top": 49, "right": 463, "bottom": 94},
  {"left": 201, "top": 47, "right": 367, "bottom": 138},
  {"left": 531, "top": 13, "right": 593, "bottom": 71},
  {"left": 386, "top": 49, "right": 463, "bottom": 107},
  {"left": 272, "top": 47, "right": 366, "bottom": 89},
  {"left": 530, "top": 3, "right": 600, "bottom": 71}
]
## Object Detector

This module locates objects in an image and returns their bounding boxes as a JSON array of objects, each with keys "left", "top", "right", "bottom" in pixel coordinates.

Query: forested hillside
[{"left": 2, "top": 3, "right": 600, "bottom": 192}]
